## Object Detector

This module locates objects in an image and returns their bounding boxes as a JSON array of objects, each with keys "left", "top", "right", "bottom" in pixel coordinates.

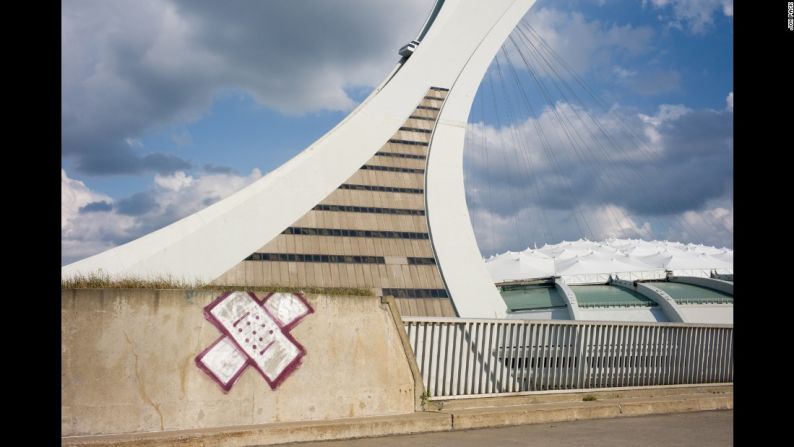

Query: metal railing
[{"left": 403, "top": 318, "right": 733, "bottom": 398}]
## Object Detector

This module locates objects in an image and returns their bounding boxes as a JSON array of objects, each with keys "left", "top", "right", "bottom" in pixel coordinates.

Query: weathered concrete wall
[{"left": 62, "top": 290, "right": 416, "bottom": 437}]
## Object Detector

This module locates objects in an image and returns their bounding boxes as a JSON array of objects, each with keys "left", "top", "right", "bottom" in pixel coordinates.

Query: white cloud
[
  {"left": 466, "top": 101, "right": 663, "bottom": 178},
  {"left": 639, "top": 104, "right": 692, "bottom": 126},
  {"left": 726, "top": 91, "right": 733, "bottom": 111},
  {"left": 507, "top": 9, "right": 680, "bottom": 95},
  {"left": 61, "top": 169, "right": 113, "bottom": 229},
  {"left": 62, "top": 169, "right": 137, "bottom": 263},
  {"left": 463, "top": 99, "right": 733, "bottom": 254},
  {"left": 62, "top": 167, "right": 263, "bottom": 265},
  {"left": 518, "top": 8, "right": 654, "bottom": 78},
  {"left": 147, "top": 168, "right": 262, "bottom": 222},
  {"left": 588, "top": 204, "right": 653, "bottom": 240},
  {"left": 468, "top": 201, "right": 652, "bottom": 256},
  {"left": 62, "top": 0, "right": 435, "bottom": 175},
  {"left": 647, "top": 0, "right": 733, "bottom": 33},
  {"left": 613, "top": 66, "right": 637, "bottom": 79},
  {"left": 666, "top": 205, "right": 733, "bottom": 248},
  {"left": 154, "top": 171, "right": 193, "bottom": 191}
]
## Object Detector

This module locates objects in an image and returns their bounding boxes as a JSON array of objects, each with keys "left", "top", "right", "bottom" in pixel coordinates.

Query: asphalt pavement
[{"left": 284, "top": 410, "right": 733, "bottom": 447}]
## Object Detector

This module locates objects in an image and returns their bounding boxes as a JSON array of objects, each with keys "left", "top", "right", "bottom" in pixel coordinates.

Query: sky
[{"left": 61, "top": 0, "right": 733, "bottom": 264}]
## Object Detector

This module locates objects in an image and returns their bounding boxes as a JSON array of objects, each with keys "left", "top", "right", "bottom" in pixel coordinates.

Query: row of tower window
[
  {"left": 313, "top": 204, "right": 425, "bottom": 216},
  {"left": 398, "top": 127, "right": 432, "bottom": 134},
  {"left": 409, "top": 115, "right": 436, "bottom": 121},
  {"left": 387, "top": 139, "right": 429, "bottom": 147},
  {"left": 338, "top": 184, "right": 423, "bottom": 194},
  {"left": 282, "top": 227, "right": 429, "bottom": 240},
  {"left": 245, "top": 253, "right": 436, "bottom": 265},
  {"left": 360, "top": 164, "right": 424, "bottom": 174},
  {"left": 375, "top": 151, "right": 427, "bottom": 160},
  {"left": 382, "top": 288, "right": 449, "bottom": 298}
]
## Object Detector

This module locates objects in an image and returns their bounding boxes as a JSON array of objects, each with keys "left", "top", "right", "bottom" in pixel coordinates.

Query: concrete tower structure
[{"left": 62, "top": 0, "right": 539, "bottom": 318}]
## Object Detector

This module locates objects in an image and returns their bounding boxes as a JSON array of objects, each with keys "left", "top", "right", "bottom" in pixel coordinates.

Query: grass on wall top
[{"left": 62, "top": 272, "right": 373, "bottom": 296}]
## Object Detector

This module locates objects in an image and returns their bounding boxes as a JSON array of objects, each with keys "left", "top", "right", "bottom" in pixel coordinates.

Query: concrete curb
[
  {"left": 62, "top": 388, "right": 732, "bottom": 446},
  {"left": 432, "top": 384, "right": 732, "bottom": 410},
  {"left": 449, "top": 392, "right": 732, "bottom": 430},
  {"left": 61, "top": 412, "right": 453, "bottom": 447}
]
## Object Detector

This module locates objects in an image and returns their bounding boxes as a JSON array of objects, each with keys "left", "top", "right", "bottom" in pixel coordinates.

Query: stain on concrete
[{"left": 124, "top": 330, "right": 164, "bottom": 431}]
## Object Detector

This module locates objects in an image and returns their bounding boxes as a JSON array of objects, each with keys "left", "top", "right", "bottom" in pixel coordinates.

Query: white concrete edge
[
  {"left": 610, "top": 279, "right": 685, "bottom": 323},
  {"left": 554, "top": 278, "right": 582, "bottom": 320},
  {"left": 426, "top": 0, "right": 537, "bottom": 318}
]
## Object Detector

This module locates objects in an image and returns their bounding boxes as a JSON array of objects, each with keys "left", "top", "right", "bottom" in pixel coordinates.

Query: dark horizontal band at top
[
  {"left": 430, "top": 86, "right": 450, "bottom": 91},
  {"left": 338, "top": 184, "right": 424, "bottom": 194},
  {"left": 382, "top": 288, "right": 449, "bottom": 298},
  {"left": 282, "top": 227, "right": 429, "bottom": 240},
  {"left": 360, "top": 164, "right": 424, "bottom": 174}
]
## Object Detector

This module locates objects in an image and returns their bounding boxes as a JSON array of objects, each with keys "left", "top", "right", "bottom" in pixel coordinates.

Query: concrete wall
[
  {"left": 62, "top": 289, "right": 417, "bottom": 437},
  {"left": 577, "top": 307, "right": 668, "bottom": 323},
  {"left": 505, "top": 308, "right": 569, "bottom": 320},
  {"left": 678, "top": 305, "right": 734, "bottom": 324}
]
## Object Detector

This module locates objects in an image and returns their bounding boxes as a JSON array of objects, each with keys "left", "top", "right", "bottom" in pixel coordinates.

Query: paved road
[{"left": 286, "top": 411, "right": 733, "bottom": 447}]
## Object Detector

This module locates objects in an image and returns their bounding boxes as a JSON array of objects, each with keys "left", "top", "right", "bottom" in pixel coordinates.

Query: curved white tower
[{"left": 62, "top": 0, "right": 539, "bottom": 318}]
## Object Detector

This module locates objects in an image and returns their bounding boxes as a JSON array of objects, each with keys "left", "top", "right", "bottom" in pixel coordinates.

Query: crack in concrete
[{"left": 124, "top": 330, "right": 165, "bottom": 431}]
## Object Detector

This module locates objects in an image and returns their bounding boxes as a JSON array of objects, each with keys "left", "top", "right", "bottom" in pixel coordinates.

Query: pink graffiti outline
[{"left": 195, "top": 291, "right": 314, "bottom": 392}]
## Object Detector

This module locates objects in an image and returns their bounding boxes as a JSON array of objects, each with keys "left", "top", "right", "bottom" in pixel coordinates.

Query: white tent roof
[
  {"left": 485, "top": 251, "right": 555, "bottom": 281},
  {"left": 554, "top": 254, "right": 654, "bottom": 276},
  {"left": 486, "top": 238, "right": 733, "bottom": 283}
]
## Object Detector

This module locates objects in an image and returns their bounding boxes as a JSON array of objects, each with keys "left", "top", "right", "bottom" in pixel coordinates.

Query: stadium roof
[{"left": 486, "top": 238, "right": 733, "bottom": 285}]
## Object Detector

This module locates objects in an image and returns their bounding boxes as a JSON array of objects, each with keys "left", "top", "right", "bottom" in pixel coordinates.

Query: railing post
[{"left": 520, "top": 322, "right": 530, "bottom": 391}]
